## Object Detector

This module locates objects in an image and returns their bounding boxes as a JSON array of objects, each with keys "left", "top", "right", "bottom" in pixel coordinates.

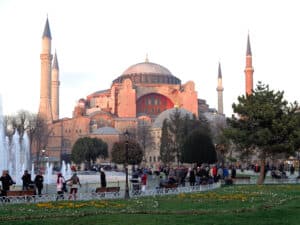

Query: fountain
[
  {"left": 0, "top": 95, "right": 32, "bottom": 185},
  {"left": 61, "top": 160, "right": 72, "bottom": 179},
  {"left": 45, "top": 162, "right": 53, "bottom": 184}
]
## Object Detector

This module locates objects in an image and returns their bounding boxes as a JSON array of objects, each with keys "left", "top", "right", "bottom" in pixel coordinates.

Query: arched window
[{"left": 137, "top": 93, "right": 173, "bottom": 116}]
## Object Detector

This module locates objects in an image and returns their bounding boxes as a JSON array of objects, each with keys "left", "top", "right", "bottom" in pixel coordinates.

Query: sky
[{"left": 0, "top": 0, "right": 300, "bottom": 118}]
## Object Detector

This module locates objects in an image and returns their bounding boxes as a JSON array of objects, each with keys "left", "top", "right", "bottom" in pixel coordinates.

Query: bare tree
[{"left": 28, "top": 115, "right": 52, "bottom": 167}]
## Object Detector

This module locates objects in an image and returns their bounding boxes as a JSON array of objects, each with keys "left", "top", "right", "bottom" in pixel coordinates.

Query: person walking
[
  {"left": 141, "top": 172, "right": 147, "bottom": 192},
  {"left": 21, "top": 170, "right": 32, "bottom": 190},
  {"left": 0, "top": 170, "right": 15, "bottom": 200},
  {"left": 189, "top": 168, "right": 196, "bottom": 186},
  {"left": 56, "top": 173, "right": 65, "bottom": 200},
  {"left": 66, "top": 173, "right": 81, "bottom": 200},
  {"left": 34, "top": 171, "right": 44, "bottom": 196},
  {"left": 100, "top": 168, "right": 106, "bottom": 188}
]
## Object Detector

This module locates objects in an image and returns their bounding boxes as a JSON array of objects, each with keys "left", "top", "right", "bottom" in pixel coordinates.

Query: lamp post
[
  {"left": 124, "top": 130, "right": 130, "bottom": 199},
  {"left": 41, "top": 149, "right": 46, "bottom": 171},
  {"left": 297, "top": 151, "right": 300, "bottom": 178}
]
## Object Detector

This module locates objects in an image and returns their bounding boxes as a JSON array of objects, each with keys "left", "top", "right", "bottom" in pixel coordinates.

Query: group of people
[
  {"left": 0, "top": 170, "right": 44, "bottom": 198},
  {"left": 56, "top": 172, "right": 82, "bottom": 200},
  {"left": 156, "top": 164, "right": 236, "bottom": 188},
  {"left": 130, "top": 168, "right": 148, "bottom": 192},
  {"left": 0, "top": 167, "right": 109, "bottom": 201}
]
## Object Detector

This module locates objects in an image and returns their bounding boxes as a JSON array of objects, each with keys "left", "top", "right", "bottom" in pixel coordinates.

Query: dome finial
[{"left": 145, "top": 53, "right": 149, "bottom": 63}]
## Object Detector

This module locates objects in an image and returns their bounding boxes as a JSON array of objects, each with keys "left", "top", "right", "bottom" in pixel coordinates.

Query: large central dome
[
  {"left": 122, "top": 62, "right": 172, "bottom": 76},
  {"left": 113, "top": 61, "right": 181, "bottom": 85}
]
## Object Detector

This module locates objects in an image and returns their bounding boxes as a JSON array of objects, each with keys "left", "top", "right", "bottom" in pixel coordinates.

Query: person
[
  {"left": 231, "top": 166, "right": 236, "bottom": 179},
  {"left": 66, "top": 173, "right": 81, "bottom": 200},
  {"left": 189, "top": 168, "right": 196, "bottom": 186},
  {"left": 34, "top": 171, "right": 44, "bottom": 196},
  {"left": 100, "top": 168, "right": 107, "bottom": 188},
  {"left": 21, "top": 170, "right": 32, "bottom": 190},
  {"left": 290, "top": 164, "right": 295, "bottom": 175},
  {"left": 56, "top": 173, "right": 65, "bottom": 200},
  {"left": 212, "top": 165, "right": 218, "bottom": 182},
  {"left": 0, "top": 170, "right": 15, "bottom": 199},
  {"left": 141, "top": 173, "right": 147, "bottom": 192}
]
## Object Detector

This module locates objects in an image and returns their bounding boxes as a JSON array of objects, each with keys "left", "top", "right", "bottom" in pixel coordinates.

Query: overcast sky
[{"left": 0, "top": 0, "right": 299, "bottom": 118}]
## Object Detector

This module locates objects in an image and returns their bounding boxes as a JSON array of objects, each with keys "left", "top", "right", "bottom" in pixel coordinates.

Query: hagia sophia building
[{"left": 36, "top": 18, "right": 254, "bottom": 168}]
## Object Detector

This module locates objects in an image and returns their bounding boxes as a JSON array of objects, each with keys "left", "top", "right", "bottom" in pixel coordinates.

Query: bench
[
  {"left": 4, "top": 190, "right": 36, "bottom": 202},
  {"left": 95, "top": 187, "right": 120, "bottom": 197},
  {"left": 7, "top": 190, "right": 36, "bottom": 197}
]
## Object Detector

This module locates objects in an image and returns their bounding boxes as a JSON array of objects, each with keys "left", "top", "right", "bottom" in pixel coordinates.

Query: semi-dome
[
  {"left": 113, "top": 61, "right": 181, "bottom": 85},
  {"left": 122, "top": 62, "right": 172, "bottom": 76},
  {"left": 152, "top": 107, "right": 193, "bottom": 128}
]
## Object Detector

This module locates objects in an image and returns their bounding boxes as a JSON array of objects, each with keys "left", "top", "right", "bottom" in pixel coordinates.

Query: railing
[{"left": 0, "top": 182, "right": 221, "bottom": 204}]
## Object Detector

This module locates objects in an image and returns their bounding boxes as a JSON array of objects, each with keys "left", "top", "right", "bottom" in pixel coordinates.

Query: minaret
[
  {"left": 38, "top": 17, "right": 53, "bottom": 123},
  {"left": 51, "top": 50, "right": 60, "bottom": 120},
  {"left": 145, "top": 53, "right": 149, "bottom": 63},
  {"left": 244, "top": 34, "right": 254, "bottom": 95},
  {"left": 216, "top": 62, "right": 224, "bottom": 114}
]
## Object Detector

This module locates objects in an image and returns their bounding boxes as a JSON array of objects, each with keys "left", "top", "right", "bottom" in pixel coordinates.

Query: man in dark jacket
[
  {"left": 0, "top": 170, "right": 15, "bottom": 197},
  {"left": 21, "top": 170, "right": 32, "bottom": 190},
  {"left": 34, "top": 171, "right": 44, "bottom": 196},
  {"left": 100, "top": 168, "right": 107, "bottom": 188}
]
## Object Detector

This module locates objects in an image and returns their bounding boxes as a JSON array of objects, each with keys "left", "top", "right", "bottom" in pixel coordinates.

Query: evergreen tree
[
  {"left": 71, "top": 137, "right": 108, "bottom": 169},
  {"left": 111, "top": 140, "right": 143, "bottom": 165},
  {"left": 224, "top": 82, "right": 300, "bottom": 184},
  {"left": 182, "top": 129, "right": 217, "bottom": 165},
  {"left": 168, "top": 108, "right": 184, "bottom": 164},
  {"left": 160, "top": 119, "right": 174, "bottom": 165}
]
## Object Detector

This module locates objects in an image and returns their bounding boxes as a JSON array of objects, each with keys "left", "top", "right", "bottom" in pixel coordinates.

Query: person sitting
[
  {"left": 271, "top": 170, "right": 281, "bottom": 179},
  {"left": 159, "top": 176, "right": 177, "bottom": 188}
]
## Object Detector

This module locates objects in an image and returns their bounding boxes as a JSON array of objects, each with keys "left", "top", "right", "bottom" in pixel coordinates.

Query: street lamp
[
  {"left": 297, "top": 151, "right": 300, "bottom": 178},
  {"left": 41, "top": 149, "right": 48, "bottom": 172},
  {"left": 124, "top": 130, "right": 130, "bottom": 199}
]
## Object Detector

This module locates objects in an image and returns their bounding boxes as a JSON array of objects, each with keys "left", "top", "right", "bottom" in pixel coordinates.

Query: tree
[
  {"left": 136, "top": 121, "right": 152, "bottom": 163},
  {"left": 224, "top": 82, "right": 300, "bottom": 184},
  {"left": 160, "top": 119, "right": 175, "bottom": 165},
  {"left": 168, "top": 108, "right": 184, "bottom": 164},
  {"left": 28, "top": 114, "right": 52, "bottom": 166},
  {"left": 111, "top": 140, "right": 143, "bottom": 165},
  {"left": 3, "top": 111, "right": 51, "bottom": 167},
  {"left": 71, "top": 137, "right": 108, "bottom": 169},
  {"left": 181, "top": 129, "right": 217, "bottom": 165}
]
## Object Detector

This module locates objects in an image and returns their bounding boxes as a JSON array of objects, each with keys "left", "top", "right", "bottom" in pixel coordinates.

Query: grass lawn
[{"left": 0, "top": 184, "right": 299, "bottom": 225}]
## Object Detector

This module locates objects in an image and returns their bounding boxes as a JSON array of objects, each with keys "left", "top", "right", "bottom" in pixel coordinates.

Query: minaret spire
[
  {"left": 39, "top": 17, "right": 53, "bottom": 123},
  {"left": 246, "top": 33, "right": 252, "bottom": 56},
  {"left": 52, "top": 50, "right": 59, "bottom": 70},
  {"left": 51, "top": 50, "right": 60, "bottom": 120},
  {"left": 244, "top": 33, "right": 254, "bottom": 95},
  {"left": 216, "top": 62, "right": 224, "bottom": 115},
  {"left": 218, "top": 62, "right": 222, "bottom": 78},
  {"left": 42, "top": 17, "right": 52, "bottom": 39},
  {"left": 145, "top": 53, "right": 149, "bottom": 63}
]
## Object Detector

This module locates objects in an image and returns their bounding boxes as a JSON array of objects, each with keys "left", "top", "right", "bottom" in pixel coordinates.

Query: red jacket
[{"left": 141, "top": 174, "right": 147, "bottom": 185}]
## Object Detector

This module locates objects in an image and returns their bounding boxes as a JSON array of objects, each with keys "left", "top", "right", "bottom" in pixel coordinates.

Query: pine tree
[
  {"left": 160, "top": 119, "right": 174, "bottom": 165},
  {"left": 225, "top": 82, "right": 300, "bottom": 184}
]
